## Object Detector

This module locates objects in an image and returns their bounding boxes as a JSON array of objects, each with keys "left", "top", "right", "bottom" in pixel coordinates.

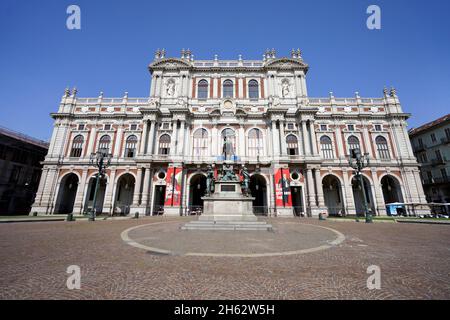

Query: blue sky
[{"left": 1, "top": 0, "right": 449, "bottom": 141}]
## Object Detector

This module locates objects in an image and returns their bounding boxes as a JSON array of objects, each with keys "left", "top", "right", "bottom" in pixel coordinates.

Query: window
[
  {"left": 98, "top": 135, "right": 111, "bottom": 155},
  {"left": 435, "top": 150, "right": 442, "bottom": 161},
  {"left": 130, "top": 124, "right": 137, "bottom": 131},
  {"left": 431, "top": 133, "right": 436, "bottom": 143},
  {"left": 193, "top": 128, "right": 208, "bottom": 157},
  {"left": 375, "top": 125, "right": 382, "bottom": 132},
  {"left": 158, "top": 134, "right": 171, "bottom": 155},
  {"left": 104, "top": 124, "right": 111, "bottom": 131},
  {"left": 9, "top": 165, "right": 22, "bottom": 183},
  {"left": 347, "top": 124, "right": 355, "bottom": 131},
  {"left": 162, "top": 123, "right": 170, "bottom": 130},
  {"left": 441, "top": 168, "right": 448, "bottom": 179},
  {"left": 223, "top": 80, "right": 233, "bottom": 98},
  {"left": 70, "top": 135, "right": 84, "bottom": 157},
  {"left": 248, "top": 128, "right": 263, "bottom": 157},
  {"left": 445, "top": 128, "right": 450, "bottom": 139},
  {"left": 427, "top": 171, "right": 433, "bottom": 181},
  {"left": 320, "top": 136, "right": 334, "bottom": 159},
  {"left": 124, "top": 135, "right": 137, "bottom": 158},
  {"left": 198, "top": 80, "right": 208, "bottom": 99},
  {"left": 347, "top": 136, "right": 360, "bottom": 155},
  {"left": 0, "top": 144, "right": 6, "bottom": 160},
  {"left": 320, "top": 124, "right": 327, "bottom": 131},
  {"left": 221, "top": 128, "right": 236, "bottom": 155},
  {"left": 248, "top": 80, "right": 259, "bottom": 99},
  {"left": 286, "top": 134, "right": 299, "bottom": 156},
  {"left": 78, "top": 124, "right": 85, "bottom": 130},
  {"left": 287, "top": 123, "right": 295, "bottom": 130},
  {"left": 421, "top": 153, "right": 428, "bottom": 163},
  {"left": 376, "top": 136, "right": 390, "bottom": 159}
]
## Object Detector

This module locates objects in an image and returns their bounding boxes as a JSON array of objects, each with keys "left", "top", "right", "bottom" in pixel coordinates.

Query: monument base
[{"left": 182, "top": 180, "right": 273, "bottom": 231}]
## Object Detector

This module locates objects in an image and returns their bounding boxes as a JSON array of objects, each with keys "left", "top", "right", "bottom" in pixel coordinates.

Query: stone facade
[
  {"left": 31, "top": 49, "right": 426, "bottom": 217},
  {"left": 409, "top": 114, "right": 450, "bottom": 213},
  {"left": 0, "top": 126, "right": 48, "bottom": 215}
]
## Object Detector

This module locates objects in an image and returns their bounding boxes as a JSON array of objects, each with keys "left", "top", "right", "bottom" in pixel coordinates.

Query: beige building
[
  {"left": 409, "top": 114, "right": 450, "bottom": 213},
  {"left": 31, "top": 49, "right": 427, "bottom": 217}
]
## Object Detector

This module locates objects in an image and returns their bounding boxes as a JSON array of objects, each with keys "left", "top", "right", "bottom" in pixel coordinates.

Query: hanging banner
[
  {"left": 164, "top": 167, "right": 183, "bottom": 207},
  {"left": 274, "top": 168, "right": 292, "bottom": 207},
  {"left": 164, "top": 167, "right": 175, "bottom": 207},
  {"left": 172, "top": 167, "right": 183, "bottom": 207}
]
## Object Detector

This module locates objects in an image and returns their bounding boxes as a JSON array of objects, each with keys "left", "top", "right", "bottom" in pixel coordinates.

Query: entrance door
[
  {"left": 291, "top": 186, "right": 304, "bottom": 216},
  {"left": 152, "top": 185, "right": 166, "bottom": 215}
]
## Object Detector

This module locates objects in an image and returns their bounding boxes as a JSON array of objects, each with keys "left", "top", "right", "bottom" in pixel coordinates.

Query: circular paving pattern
[{"left": 121, "top": 221, "right": 345, "bottom": 257}]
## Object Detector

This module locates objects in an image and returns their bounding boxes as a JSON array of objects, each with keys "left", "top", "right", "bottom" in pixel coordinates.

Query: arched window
[
  {"left": 98, "top": 135, "right": 111, "bottom": 155},
  {"left": 248, "top": 80, "right": 259, "bottom": 100},
  {"left": 124, "top": 135, "right": 138, "bottom": 158},
  {"left": 223, "top": 80, "right": 233, "bottom": 98},
  {"left": 376, "top": 136, "right": 390, "bottom": 159},
  {"left": 347, "top": 135, "right": 360, "bottom": 155},
  {"left": 221, "top": 128, "right": 236, "bottom": 156},
  {"left": 248, "top": 128, "right": 263, "bottom": 157},
  {"left": 193, "top": 128, "right": 208, "bottom": 157},
  {"left": 198, "top": 80, "right": 208, "bottom": 99},
  {"left": 158, "top": 134, "right": 171, "bottom": 155},
  {"left": 320, "top": 136, "right": 334, "bottom": 159},
  {"left": 286, "top": 134, "right": 299, "bottom": 156},
  {"left": 70, "top": 135, "right": 84, "bottom": 157}
]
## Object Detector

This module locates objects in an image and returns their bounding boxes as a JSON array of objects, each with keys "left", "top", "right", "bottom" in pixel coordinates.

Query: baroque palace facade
[{"left": 31, "top": 49, "right": 426, "bottom": 217}]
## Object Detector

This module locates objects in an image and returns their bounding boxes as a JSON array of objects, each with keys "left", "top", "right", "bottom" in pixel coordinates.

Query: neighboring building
[
  {"left": 31, "top": 48, "right": 426, "bottom": 217},
  {"left": 0, "top": 126, "right": 48, "bottom": 215},
  {"left": 409, "top": 114, "right": 450, "bottom": 212}
]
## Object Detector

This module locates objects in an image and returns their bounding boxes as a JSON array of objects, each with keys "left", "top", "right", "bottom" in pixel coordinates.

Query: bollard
[
  {"left": 33, "top": 212, "right": 38, "bottom": 217},
  {"left": 134, "top": 212, "right": 139, "bottom": 219},
  {"left": 319, "top": 213, "right": 326, "bottom": 221},
  {"left": 66, "top": 213, "right": 74, "bottom": 222}
]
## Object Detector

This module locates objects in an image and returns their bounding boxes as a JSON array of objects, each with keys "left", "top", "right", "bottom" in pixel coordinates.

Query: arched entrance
[
  {"left": 113, "top": 174, "right": 135, "bottom": 216},
  {"left": 189, "top": 174, "right": 207, "bottom": 214},
  {"left": 84, "top": 176, "right": 107, "bottom": 215},
  {"left": 352, "top": 175, "right": 375, "bottom": 216},
  {"left": 322, "top": 175, "right": 344, "bottom": 216},
  {"left": 381, "top": 175, "right": 404, "bottom": 205},
  {"left": 152, "top": 185, "right": 166, "bottom": 215},
  {"left": 54, "top": 173, "right": 79, "bottom": 214},
  {"left": 250, "top": 174, "right": 268, "bottom": 215}
]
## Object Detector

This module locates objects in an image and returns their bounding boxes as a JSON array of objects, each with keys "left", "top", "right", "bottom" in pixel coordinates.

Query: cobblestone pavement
[{"left": 0, "top": 216, "right": 449, "bottom": 300}]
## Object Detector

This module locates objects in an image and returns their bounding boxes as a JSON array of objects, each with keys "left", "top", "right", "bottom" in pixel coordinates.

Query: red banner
[
  {"left": 274, "top": 168, "right": 292, "bottom": 207},
  {"left": 164, "top": 167, "right": 183, "bottom": 207}
]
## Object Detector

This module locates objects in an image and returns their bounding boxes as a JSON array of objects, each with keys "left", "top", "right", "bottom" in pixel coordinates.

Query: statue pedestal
[{"left": 182, "top": 180, "right": 273, "bottom": 231}]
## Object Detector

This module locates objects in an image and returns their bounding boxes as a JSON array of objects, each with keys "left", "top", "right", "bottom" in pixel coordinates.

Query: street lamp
[
  {"left": 89, "top": 151, "right": 112, "bottom": 221},
  {"left": 348, "top": 148, "right": 372, "bottom": 223}
]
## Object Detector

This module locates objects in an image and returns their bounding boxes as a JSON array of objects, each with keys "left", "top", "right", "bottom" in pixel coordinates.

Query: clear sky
[{"left": 1, "top": 0, "right": 449, "bottom": 141}]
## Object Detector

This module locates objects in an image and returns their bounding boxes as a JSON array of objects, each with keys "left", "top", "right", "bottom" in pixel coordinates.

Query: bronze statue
[
  {"left": 222, "top": 136, "right": 234, "bottom": 161},
  {"left": 241, "top": 165, "right": 250, "bottom": 196},
  {"left": 206, "top": 165, "right": 215, "bottom": 196}
]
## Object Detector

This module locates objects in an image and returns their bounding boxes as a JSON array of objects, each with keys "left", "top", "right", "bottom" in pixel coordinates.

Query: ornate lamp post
[
  {"left": 348, "top": 148, "right": 372, "bottom": 223},
  {"left": 88, "top": 151, "right": 112, "bottom": 221}
]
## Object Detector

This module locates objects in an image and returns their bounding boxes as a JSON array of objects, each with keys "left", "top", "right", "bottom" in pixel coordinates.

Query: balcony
[
  {"left": 441, "top": 136, "right": 450, "bottom": 145},
  {"left": 430, "top": 157, "right": 447, "bottom": 166},
  {"left": 414, "top": 144, "right": 427, "bottom": 152}
]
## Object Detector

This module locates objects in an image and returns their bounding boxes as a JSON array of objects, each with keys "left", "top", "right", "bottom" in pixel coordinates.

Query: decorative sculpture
[
  {"left": 222, "top": 136, "right": 234, "bottom": 161},
  {"left": 221, "top": 164, "right": 238, "bottom": 181},
  {"left": 166, "top": 80, "right": 175, "bottom": 97},
  {"left": 206, "top": 165, "right": 215, "bottom": 196},
  {"left": 282, "top": 79, "right": 290, "bottom": 97},
  {"left": 241, "top": 165, "right": 250, "bottom": 196}
]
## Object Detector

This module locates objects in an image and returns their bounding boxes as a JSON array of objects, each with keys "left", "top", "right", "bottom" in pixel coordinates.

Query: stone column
[
  {"left": 272, "top": 121, "right": 280, "bottom": 155},
  {"left": 139, "top": 120, "right": 148, "bottom": 155},
  {"left": 73, "top": 168, "right": 88, "bottom": 214},
  {"left": 141, "top": 166, "right": 151, "bottom": 210},
  {"left": 302, "top": 121, "right": 311, "bottom": 155},
  {"left": 371, "top": 169, "right": 386, "bottom": 216},
  {"left": 335, "top": 124, "right": 345, "bottom": 158},
  {"left": 170, "top": 120, "right": 178, "bottom": 155},
  {"left": 183, "top": 121, "right": 190, "bottom": 157},
  {"left": 211, "top": 124, "right": 218, "bottom": 158},
  {"left": 103, "top": 168, "right": 116, "bottom": 215},
  {"left": 342, "top": 169, "right": 356, "bottom": 215},
  {"left": 113, "top": 125, "right": 123, "bottom": 157},
  {"left": 363, "top": 126, "right": 374, "bottom": 158},
  {"left": 306, "top": 168, "right": 316, "bottom": 215},
  {"left": 309, "top": 121, "right": 319, "bottom": 155},
  {"left": 314, "top": 168, "right": 325, "bottom": 209},
  {"left": 132, "top": 167, "right": 143, "bottom": 207},
  {"left": 239, "top": 124, "right": 245, "bottom": 158},
  {"left": 279, "top": 121, "right": 286, "bottom": 155},
  {"left": 177, "top": 120, "right": 186, "bottom": 155},
  {"left": 87, "top": 125, "right": 97, "bottom": 156},
  {"left": 147, "top": 120, "right": 156, "bottom": 155}
]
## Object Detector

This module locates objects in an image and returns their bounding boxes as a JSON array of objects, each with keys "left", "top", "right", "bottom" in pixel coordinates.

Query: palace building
[{"left": 31, "top": 48, "right": 427, "bottom": 217}]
